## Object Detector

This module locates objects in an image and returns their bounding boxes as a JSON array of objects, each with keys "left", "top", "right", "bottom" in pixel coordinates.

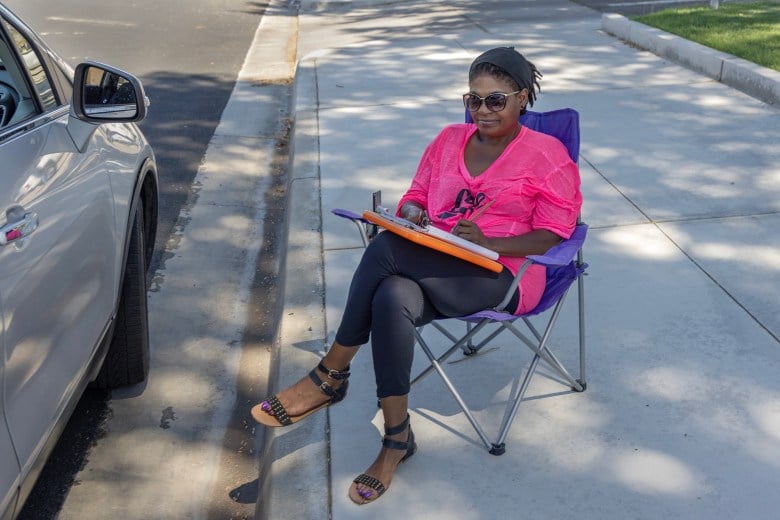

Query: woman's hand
[
  {"left": 400, "top": 202, "right": 428, "bottom": 226},
  {"left": 451, "top": 219, "right": 488, "bottom": 247}
]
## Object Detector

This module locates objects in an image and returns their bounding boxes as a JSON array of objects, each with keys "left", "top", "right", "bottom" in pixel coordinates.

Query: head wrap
[{"left": 469, "top": 46, "right": 541, "bottom": 106}]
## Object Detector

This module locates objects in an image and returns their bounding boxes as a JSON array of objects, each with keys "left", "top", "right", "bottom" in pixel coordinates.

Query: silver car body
[{"left": 0, "top": 3, "right": 157, "bottom": 518}]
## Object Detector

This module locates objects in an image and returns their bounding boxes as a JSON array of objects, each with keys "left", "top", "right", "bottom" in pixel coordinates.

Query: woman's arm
[
  {"left": 399, "top": 201, "right": 428, "bottom": 225},
  {"left": 451, "top": 220, "right": 561, "bottom": 257}
]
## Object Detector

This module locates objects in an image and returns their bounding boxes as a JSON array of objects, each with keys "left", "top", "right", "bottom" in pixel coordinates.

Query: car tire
[{"left": 95, "top": 203, "right": 150, "bottom": 389}]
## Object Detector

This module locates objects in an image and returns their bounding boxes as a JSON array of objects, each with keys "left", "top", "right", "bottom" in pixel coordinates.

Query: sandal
[
  {"left": 251, "top": 361, "right": 350, "bottom": 427},
  {"left": 349, "top": 414, "right": 417, "bottom": 505}
]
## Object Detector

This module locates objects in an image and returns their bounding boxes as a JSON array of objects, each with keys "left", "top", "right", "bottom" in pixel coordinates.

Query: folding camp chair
[{"left": 333, "top": 108, "right": 587, "bottom": 456}]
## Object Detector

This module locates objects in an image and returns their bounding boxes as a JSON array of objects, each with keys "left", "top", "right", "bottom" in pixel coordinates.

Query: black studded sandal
[
  {"left": 251, "top": 361, "right": 350, "bottom": 427},
  {"left": 349, "top": 414, "right": 417, "bottom": 505}
]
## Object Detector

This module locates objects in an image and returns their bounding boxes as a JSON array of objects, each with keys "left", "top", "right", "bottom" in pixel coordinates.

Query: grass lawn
[{"left": 633, "top": 2, "right": 780, "bottom": 72}]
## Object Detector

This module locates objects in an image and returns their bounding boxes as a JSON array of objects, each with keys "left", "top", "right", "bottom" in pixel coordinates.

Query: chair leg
[
  {"left": 494, "top": 351, "right": 542, "bottom": 450},
  {"left": 411, "top": 320, "right": 492, "bottom": 386},
  {"left": 465, "top": 322, "right": 476, "bottom": 354},
  {"left": 576, "top": 249, "right": 587, "bottom": 390},
  {"left": 413, "top": 332, "right": 496, "bottom": 453},
  {"left": 518, "top": 289, "right": 584, "bottom": 392}
]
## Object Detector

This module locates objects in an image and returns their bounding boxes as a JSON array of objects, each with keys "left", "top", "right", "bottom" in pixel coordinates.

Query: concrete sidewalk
[{"left": 260, "top": 1, "right": 780, "bottom": 518}]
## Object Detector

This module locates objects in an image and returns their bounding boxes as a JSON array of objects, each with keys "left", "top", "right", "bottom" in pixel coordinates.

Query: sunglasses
[{"left": 462, "top": 90, "right": 521, "bottom": 112}]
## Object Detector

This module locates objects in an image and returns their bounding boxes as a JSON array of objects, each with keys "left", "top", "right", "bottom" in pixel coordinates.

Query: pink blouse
[{"left": 397, "top": 123, "right": 582, "bottom": 314}]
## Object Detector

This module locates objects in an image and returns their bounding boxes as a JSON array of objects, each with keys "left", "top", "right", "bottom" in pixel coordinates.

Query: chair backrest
[{"left": 464, "top": 108, "right": 580, "bottom": 163}]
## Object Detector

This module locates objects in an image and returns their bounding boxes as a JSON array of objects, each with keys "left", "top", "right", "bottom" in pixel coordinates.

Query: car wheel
[{"left": 95, "top": 203, "right": 150, "bottom": 389}]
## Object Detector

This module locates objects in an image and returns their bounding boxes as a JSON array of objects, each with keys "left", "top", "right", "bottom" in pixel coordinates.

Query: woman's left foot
[
  {"left": 348, "top": 414, "right": 417, "bottom": 505},
  {"left": 251, "top": 361, "right": 350, "bottom": 427}
]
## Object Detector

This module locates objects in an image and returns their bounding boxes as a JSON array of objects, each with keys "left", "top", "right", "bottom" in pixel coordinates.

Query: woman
[{"left": 252, "top": 46, "right": 582, "bottom": 505}]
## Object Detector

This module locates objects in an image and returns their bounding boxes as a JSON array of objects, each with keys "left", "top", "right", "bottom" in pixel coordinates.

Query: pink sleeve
[{"left": 529, "top": 158, "right": 582, "bottom": 239}]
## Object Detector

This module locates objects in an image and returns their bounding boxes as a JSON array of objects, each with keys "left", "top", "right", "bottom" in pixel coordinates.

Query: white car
[{"left": 0, "top": 3, "right": 158, "bottom": 518}]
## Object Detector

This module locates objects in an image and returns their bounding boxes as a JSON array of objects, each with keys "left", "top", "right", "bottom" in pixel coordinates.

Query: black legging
[{"left": 335, "top": 232, "right": 518, "bottom": 398}]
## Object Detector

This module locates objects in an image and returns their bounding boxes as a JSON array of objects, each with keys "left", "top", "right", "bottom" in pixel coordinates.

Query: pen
[{"left": 467, "top": 199, "right": 495, "bottom": 222}]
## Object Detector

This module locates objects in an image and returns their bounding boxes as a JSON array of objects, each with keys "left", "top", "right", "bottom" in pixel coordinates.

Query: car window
[
  {"left": 3, "top": 19, "right": 57, "bottom": 110},
  {"left": 0, "top": 41, "right": 34, "bottom": 129},
  {"left": 0, "top": 17, "right": 56, "bottom": 131}
]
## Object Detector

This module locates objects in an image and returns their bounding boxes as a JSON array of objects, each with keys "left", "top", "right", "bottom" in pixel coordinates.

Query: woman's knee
[{"left": 371, "top": 276, "right": 425, "bottom": 321}]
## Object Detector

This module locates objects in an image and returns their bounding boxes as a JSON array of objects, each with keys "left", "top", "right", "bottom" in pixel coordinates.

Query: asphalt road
[
  {"left": 1, "top": 1, "right": 268, "bottom": 517},
  {"left": 4, "top": 0, "right": 268, "bottom": 274}
]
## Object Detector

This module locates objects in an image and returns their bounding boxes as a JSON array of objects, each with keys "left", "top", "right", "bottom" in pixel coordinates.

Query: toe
[
  {"left": 348, "top": 483, "right": 367, "bottom": 505},
  {"left": 349, "top": 483, "right": 377, "bottom": 504}
]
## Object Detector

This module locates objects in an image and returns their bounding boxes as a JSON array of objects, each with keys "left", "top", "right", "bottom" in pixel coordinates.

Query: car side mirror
[{"left": 71, "top": 61, "right": 148, "bottom": 123}]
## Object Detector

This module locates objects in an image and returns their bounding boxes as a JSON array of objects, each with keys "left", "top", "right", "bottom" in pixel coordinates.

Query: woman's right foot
[
  {"left": 251, "top": 361, "right": 350, "bottom": 427},
  {"left": 348, "top": 414, "right": 417, "bottom": 505}
]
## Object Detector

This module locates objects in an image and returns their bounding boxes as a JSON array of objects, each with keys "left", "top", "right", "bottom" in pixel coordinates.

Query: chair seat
[{"left": 459, "top": 309, "right": 516, "bottom": 322}]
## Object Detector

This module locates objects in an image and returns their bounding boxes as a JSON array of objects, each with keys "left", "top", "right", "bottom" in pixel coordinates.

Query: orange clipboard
[{"left": 362, "top": 211, "right": 503, "bottom": 273}]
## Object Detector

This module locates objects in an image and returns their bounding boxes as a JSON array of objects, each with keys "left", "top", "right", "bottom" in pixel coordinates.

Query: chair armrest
[
  {"left": 493, "top": 224, "right": 588, "bottom": 312},
  {"left": 527, "top": 224, "right": 588, "bottom": 267},
  {"left": 332, "top": 208, "right": 369, "bottom": 224},
  {"left": 332, "top": 208, "right": 372, "bottom": 246}
]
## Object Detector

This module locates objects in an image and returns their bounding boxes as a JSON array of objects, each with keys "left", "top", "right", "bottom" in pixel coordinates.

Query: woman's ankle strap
[
  {"left": 318, "top": 361, "right": 350, "bottom": 381},
  {"left": 384, "top": 414, "right": 410, "bottom": 436}
]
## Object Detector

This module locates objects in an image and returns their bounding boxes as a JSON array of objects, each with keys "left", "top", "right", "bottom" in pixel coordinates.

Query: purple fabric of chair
[{"left": 331, "top": 208, "right": 368, "bottom": 223}]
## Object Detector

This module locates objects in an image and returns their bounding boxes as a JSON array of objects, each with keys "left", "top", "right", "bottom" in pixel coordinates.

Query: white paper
[{"left": 373, "top": 208, "right": 500, "bottom": 261}]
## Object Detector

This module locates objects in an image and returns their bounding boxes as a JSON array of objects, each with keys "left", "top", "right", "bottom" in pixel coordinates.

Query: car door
[
  {"left": 1, "top": 300, "right": 21, "bottom": 520},
  {"left": 0, "top": 15, "right": 117, "bottom": 480}
]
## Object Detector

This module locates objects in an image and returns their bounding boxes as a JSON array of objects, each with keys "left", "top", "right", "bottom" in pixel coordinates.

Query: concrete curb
[
  {"left": 256, "top": 56, "right": 332, "bottom": 520},
  {"left": 602, "top": 13, "right": 780, "bottom": 105},
  {"left": 250, "top": 1, "right": 331, "bottom": 518}
]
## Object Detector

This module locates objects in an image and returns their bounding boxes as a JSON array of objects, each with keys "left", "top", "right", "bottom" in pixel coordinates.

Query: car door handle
[{"left": 0, "top": 205, "right": 38, "bottom": 245}]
